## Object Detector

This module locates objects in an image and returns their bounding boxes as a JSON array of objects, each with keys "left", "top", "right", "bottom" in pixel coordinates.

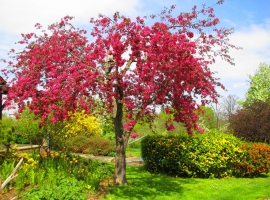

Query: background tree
[
  {"left": 229, "top": 100, "right": 270, "bottom": 143},
  {"left": 198, "top": 106, "right": 216, "bottom": 131},
  {"left": 14, "top": 107, "right": 46, "bottom": 145},
  {"left": 141, "top": 109, "right": 187, "bottom": 135},
  {"left": 0, "top": 114, "right": 16, "bottom": 152},
  {"left": 241, "top": 63, "right": 270, "bottom": 106},
  {"left": 2, "top": 1, "right": 239, "bottom": 184},
  {"left": 210, "top": 95, "right": 239, "bottom": 131},
  {"left": 221, "top": 95, "right": 239, "bottom": 121}
]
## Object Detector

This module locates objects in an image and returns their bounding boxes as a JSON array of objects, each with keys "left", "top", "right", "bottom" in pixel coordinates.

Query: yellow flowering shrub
[
  {"left": 63, "top": 110, "right": 102, "bottom": 137},
  {"left": 183, "top": 132, "right": 244, "bottom": 178},
  {"left": 141, "top": 131, "right": 249, "bottom": 178},
  {"left": 19, "top": 152, "right": 39, "bottom": 171}
]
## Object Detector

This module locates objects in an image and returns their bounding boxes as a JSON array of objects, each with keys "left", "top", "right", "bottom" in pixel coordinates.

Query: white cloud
[
  {"left": 0, "top": 0, "right": 141, "bottom": 34},
  {"left": 222, "top": 19, "right": 237, "bottom": 27},
  {"left": 0, "top": 0, "right": 142, "bottom": 72},
  {"left": 232, "top": 24, "right": 270, "bottom": 50},
  {"left": 208, "top": 20, "right": 270, "bottom": 98},
  {"left": 233, "top": 82, "right": 247, "bottom": 88},
  {"left": 210, "top": 21, "right": 270, "bottom": 80}
]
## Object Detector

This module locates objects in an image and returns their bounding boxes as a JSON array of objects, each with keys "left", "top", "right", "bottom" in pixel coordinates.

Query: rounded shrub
[
  {"left": 141, "top": 131, "right": 249, "bottom": 178},
  {"left": 183, "top": 131, "right": 244, "bottom": 178},
  {"left": 65, "top": 135, "right": 115, "bottom": 156},
  {"left": 141, "top": 134, "right": 189, "bottom": 176},
  {"left": 84, "top": 136, "right": 115, "bottom": 156},
  {"left": 65, "top": 135, "right": 90, "bottom": 153},
  {"left": 236, "top": 143, "right": 270, "bottom": 177}
]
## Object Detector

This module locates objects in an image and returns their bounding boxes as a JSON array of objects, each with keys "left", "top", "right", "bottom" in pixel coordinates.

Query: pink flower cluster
[
  {"left": 130, "top": 133, "right": 139, "bottom": 139},
  {"left": 2, "top": 2, "right": 239, "bottom": 135}
]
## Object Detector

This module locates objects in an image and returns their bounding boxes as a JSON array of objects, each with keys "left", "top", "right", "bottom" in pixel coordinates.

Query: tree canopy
[
  {"left": 1, "top": 1, "right": 239, "bottom": 184},
  {"left": 242, "top": 63, "right": 270, "bottom": 106},
  {"left": 229, "top": 100, "right": 270, "bottom": 143}
]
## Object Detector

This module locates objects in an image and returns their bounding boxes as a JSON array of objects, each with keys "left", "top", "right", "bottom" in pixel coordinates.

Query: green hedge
[
  {"left": 141, "top": 132, "right": 270, "bottom": 178},
  {"left": 141, "top": 134, "right": 188, "bottom": 176}
]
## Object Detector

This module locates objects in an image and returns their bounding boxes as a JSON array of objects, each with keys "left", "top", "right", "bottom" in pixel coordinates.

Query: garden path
[
  {"left": 74, "top": 153, "right": 144, "bottom": 167},
  {"left": 0, "top": 145, "right": 144, "bottom": 167}
]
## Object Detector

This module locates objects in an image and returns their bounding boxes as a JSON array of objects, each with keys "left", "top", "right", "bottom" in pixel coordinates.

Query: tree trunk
[
  {"left": 113, "top": 98, "right": 129, "bottom": 185},
  {"left": 114, "top": 130, "right": 127, "bottom": 185}
]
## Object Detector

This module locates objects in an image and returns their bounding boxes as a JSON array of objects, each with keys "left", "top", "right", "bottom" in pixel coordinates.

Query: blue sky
[{"left": 0, "top": 0, "right": 270, "bottom": 112}]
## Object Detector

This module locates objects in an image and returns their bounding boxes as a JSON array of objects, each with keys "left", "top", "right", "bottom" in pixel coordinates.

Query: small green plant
[
  {"left": 0, "top": 160, "right": 17, "bottom": 192},
  {"left": 0, "top": 119, "right": 16, "bottom": 153},
  {"left": 15, "top": 167, "right": 28, "bottom": 194},
  {"left": 0, "top": 160, "right": 16, "bottom": 181},
  {"left": 1, "top": 150, "right": 114, "bottom": 197},
  {"left": 21, "top": 177, "right": 89, "bottom": 200},
  {"left": 14, "top": 107, "right": 47, "bottom": 145},
  {"left": 108, "top": 151, "right": 116, "bottom": 157}
]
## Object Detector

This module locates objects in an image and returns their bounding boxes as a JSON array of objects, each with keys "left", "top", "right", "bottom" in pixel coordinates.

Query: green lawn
[
  {"left": 127, "top": 147, "right": 141, "bottom": 157},
  {"left": 104, "top": 166, "right": 270, "bottom": 200}
]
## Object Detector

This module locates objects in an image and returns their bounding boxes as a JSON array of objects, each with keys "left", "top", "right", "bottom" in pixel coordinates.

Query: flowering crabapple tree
[{"left": 2, "top": 1, "right": 240, "bottom": 184}]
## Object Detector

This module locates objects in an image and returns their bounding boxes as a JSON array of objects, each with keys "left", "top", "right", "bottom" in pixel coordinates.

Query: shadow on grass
[
  {"left": 106, "top": 166, "right": 198, "bottom": 199},
  {"left": 254, "top": 173, "right": 269, "bottom": 178}
]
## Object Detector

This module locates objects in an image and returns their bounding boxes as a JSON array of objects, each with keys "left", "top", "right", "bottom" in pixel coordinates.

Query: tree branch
[{"left": 1, "top": 158, "right": 24, "bottom": 191}]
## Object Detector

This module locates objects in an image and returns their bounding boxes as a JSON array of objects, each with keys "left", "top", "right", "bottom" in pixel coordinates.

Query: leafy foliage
[
  {"left": 142, "top": 132, "right": 270, "bottom": 178},
  {"left": 83, "top": 136, "right": 116, "bottom": 156},
  {"left": 0, "top": 151, "right": 114, "bottom": 197},
  {"left": 21, "top": 177, "right": 89, "bottom": 200},
  {"left": 14, "top": 107, "right": 46, "bottom": 145},
  {"left": 0, "top": 116, "right": 16, "bottom": 152},
  {"left": 63, "top": 135, "right": 90, "bottom": 153},
  {"left": 183, "top": 132, "right": 244, "bottom": 178},
  {"left": 229, "top": 100, "right": 270, "bottom": 143},
  {"left": 100, "top": 118, "right": 115, "bottom": 140},
  {"left": 236, "top": 143, "right": 270, "bottom": 177},
  {"left": 65, "top": 135, "right": 115, "bottom": 156},
  {"left": 197, "top": 106, "right": 216, "bottom": 131},
  {"left": 241, "top": 63, "right": 270, "bottom": 106},
  {"left": 141, "top": 134, "right": 189, "bottom": 176},
  {"left": 143, "top": 109, "right": 187, "bottom": 135}
]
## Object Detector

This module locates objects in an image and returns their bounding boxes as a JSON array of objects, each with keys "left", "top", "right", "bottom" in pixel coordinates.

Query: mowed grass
[
  {"left": 127, "top": 147, "right": 142, "bottom": 157},
  {"left": 104, "top": 166, "right": 270, "bottom": 199},
  {"left": 104, "top": 158, "right": 270, "bottom": 199}
]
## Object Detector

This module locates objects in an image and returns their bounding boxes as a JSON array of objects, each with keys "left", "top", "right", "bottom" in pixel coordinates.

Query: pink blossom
[
  {"left": 3, "top": 3, "right": 238, "bottom": 137},
  {"left": 130, "top": 133, "right": 139, "bottom": 139}
]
